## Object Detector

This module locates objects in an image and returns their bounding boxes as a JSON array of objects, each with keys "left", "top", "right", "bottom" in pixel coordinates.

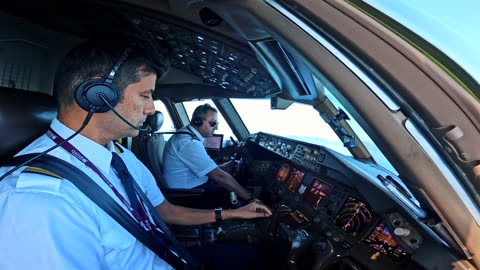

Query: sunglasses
[{"left": 202, "top": 119, "right": 219, "bottom": 127}]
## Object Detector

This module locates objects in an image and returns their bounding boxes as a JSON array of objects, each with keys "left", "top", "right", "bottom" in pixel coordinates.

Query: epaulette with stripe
[{"left": 22, "top": 166, "right": 63, "bottom": 179}]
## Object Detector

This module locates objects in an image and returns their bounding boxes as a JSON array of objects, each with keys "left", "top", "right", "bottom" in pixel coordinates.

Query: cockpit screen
[
  {"left": 285, "top": 169, "right": 305, "bottom": 191},
  {"left": 333, "top": 196, "right": 375, "bottom": 237},
  {"left": 276, "top": 163, "right": 291, "bottom": 183},
  {"left": 280, "top": 209, "right": 310, "bottom": 228},
  {"left": 303, "top": 178, "right": 333, "bottom": 208},
  {"left": 363, "top": 222, "right": 407, "bottom": 260}
]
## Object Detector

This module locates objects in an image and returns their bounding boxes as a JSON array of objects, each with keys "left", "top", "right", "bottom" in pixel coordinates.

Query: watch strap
[{"left": 214, "top": 207, "right": 222, "bottom": 223}]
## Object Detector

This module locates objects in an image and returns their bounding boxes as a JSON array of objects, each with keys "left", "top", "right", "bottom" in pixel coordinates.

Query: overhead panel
[{"left": 132, "top": 15, "right": 282, "bottom": 98}]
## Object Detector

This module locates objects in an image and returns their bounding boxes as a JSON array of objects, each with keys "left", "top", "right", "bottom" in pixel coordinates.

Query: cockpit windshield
[
  {"left": 231, "top": 95, "right": 397, "bottom": 175},
  {"left": 231, "top": 99, "right": 347, "bottom": 153}
]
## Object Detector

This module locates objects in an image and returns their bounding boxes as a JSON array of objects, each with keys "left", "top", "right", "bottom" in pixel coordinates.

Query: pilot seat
[{"left": 135, "top": 110, "right": 233, "bottom": 209}]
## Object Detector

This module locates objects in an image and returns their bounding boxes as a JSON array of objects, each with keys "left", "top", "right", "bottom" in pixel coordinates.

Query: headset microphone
[{"left": 98, "top": 94, "right": 151, "bottom": 132}]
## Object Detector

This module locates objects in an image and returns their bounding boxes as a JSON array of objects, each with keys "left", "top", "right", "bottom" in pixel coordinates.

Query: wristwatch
[{"left": 214, "top": 207, "right": 223, "bottom": 223}]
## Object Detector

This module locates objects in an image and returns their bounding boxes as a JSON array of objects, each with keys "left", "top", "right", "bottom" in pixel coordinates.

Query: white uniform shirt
[
  {"left": 162, "top": 125, "right": 217, "bottom": 188},
  {"left": 0, "top": 118, "right": 173, "bottom": 270}
]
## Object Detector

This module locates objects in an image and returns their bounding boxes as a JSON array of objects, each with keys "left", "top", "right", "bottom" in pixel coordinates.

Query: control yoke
[{"left": 278, "top": 223, "right": 337, "bottom": 270}]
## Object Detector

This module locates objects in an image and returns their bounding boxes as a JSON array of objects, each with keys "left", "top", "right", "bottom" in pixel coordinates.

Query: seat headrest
[
  {"left": 0, "top": 88, "right": 58, "bottom": 163},
  {"left": 145, "top": 111, "right": 164, "bottom": 132}
]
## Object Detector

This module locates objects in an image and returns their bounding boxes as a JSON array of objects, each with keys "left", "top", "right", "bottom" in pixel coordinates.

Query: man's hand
[{"left": 231, "top": 201, "right": 272, "bottom": 219}]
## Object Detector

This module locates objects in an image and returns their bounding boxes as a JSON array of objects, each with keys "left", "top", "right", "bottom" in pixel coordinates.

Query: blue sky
[{"left": 365, "top": 0, "right": 480, "bottom": 85}]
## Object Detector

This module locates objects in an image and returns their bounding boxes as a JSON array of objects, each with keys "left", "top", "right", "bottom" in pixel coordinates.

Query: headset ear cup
[
  {"left": 192, "top": 117, "right": 203, "bottom": 126},
  {"left": 75, "top": 78, "right": 120, "bottom": 113},
  {"left": 191, "top": 103, "right": 212, "bottom": 126}
]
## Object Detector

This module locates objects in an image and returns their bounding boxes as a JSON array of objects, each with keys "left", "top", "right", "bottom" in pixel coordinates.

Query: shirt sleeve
[
  {"left": 0, "top": 177, "right": 104, "bottom": 270},
  {"left": 177, "top": 139, "right": 218, "bottom": 177}
]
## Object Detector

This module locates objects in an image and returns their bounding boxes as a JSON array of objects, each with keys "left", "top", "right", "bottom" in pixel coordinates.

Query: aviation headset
[
  {"left": 74, "top": 48, "right": 131, "bottom": 113},
  {"left": 191, "top": 103, "right": 215, "bottom": 126}
]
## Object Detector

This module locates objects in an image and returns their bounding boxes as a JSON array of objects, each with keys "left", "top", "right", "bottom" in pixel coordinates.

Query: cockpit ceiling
[{"left": 1, "top": 1, "right": 282, "bottom": 99}]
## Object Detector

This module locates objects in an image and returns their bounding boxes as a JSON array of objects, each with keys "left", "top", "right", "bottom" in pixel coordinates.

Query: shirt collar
[
  {"left": 50, "top": 118, "right": 116, "bottom": 173},
  {"left": 186, "top": 124, "right": 204, "bottom": 143}
]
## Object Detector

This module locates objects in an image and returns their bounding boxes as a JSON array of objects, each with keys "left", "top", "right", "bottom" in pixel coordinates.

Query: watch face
[{"left": 215, "top": 208, "right": 222, "bottom": 222}]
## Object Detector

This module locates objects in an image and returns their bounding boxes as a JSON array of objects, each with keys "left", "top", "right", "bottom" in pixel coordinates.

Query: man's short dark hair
[{"left": 53, "top": 39, "right": 169, "bottom": 110}]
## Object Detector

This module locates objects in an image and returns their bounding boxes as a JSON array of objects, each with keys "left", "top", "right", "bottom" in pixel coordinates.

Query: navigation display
[
  {"left": 276, "top": 163, "right": 291, "bottom": 183},
  {"left": 363, "top": 222, "right": 407, "bottom": 260},
  {"left": 204, "top": 134, "right": 223, "bottom": 150},
  {"left": 303, "top": 178, "right": 333, "bottom": 208},
  {"left": 285, "top": 169, "right": 305, "bottom": 191},
  {"left": 333, "top": 196, "right": 375, "bottom": 237}
]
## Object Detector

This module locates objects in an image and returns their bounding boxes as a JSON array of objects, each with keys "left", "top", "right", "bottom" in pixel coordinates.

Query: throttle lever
[
  {"left": 311, "top": 238, "right": 336, "bottom": 270},
  {"left": 278, "top": 223, "right": 311, "bottom": 270},
  {"left": 230, "top": 136, "right": 239, "bottom": 147}
]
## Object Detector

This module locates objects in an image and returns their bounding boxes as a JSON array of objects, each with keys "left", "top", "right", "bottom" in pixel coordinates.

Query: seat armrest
[{"left": 163, "top": 188, "right": 207, "bottom": 207}]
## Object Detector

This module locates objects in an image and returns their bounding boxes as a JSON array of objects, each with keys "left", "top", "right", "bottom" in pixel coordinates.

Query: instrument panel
[
  {"left": 264, "top": 160, "right": 411, "bottom": 263},
  {"left": 248, "top": 132, "right": 429, "bottom": 268}
]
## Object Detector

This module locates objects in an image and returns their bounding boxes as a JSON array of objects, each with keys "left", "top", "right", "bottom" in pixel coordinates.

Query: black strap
[
  {"left": 3, "top": 154, "right": 198, "bottom": 270},
  {"left": 110, "top": 153, "right": 144, "bottom": 215},
  {"left": 109, "top": 152, "right": 193, "bottom": 263}
]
